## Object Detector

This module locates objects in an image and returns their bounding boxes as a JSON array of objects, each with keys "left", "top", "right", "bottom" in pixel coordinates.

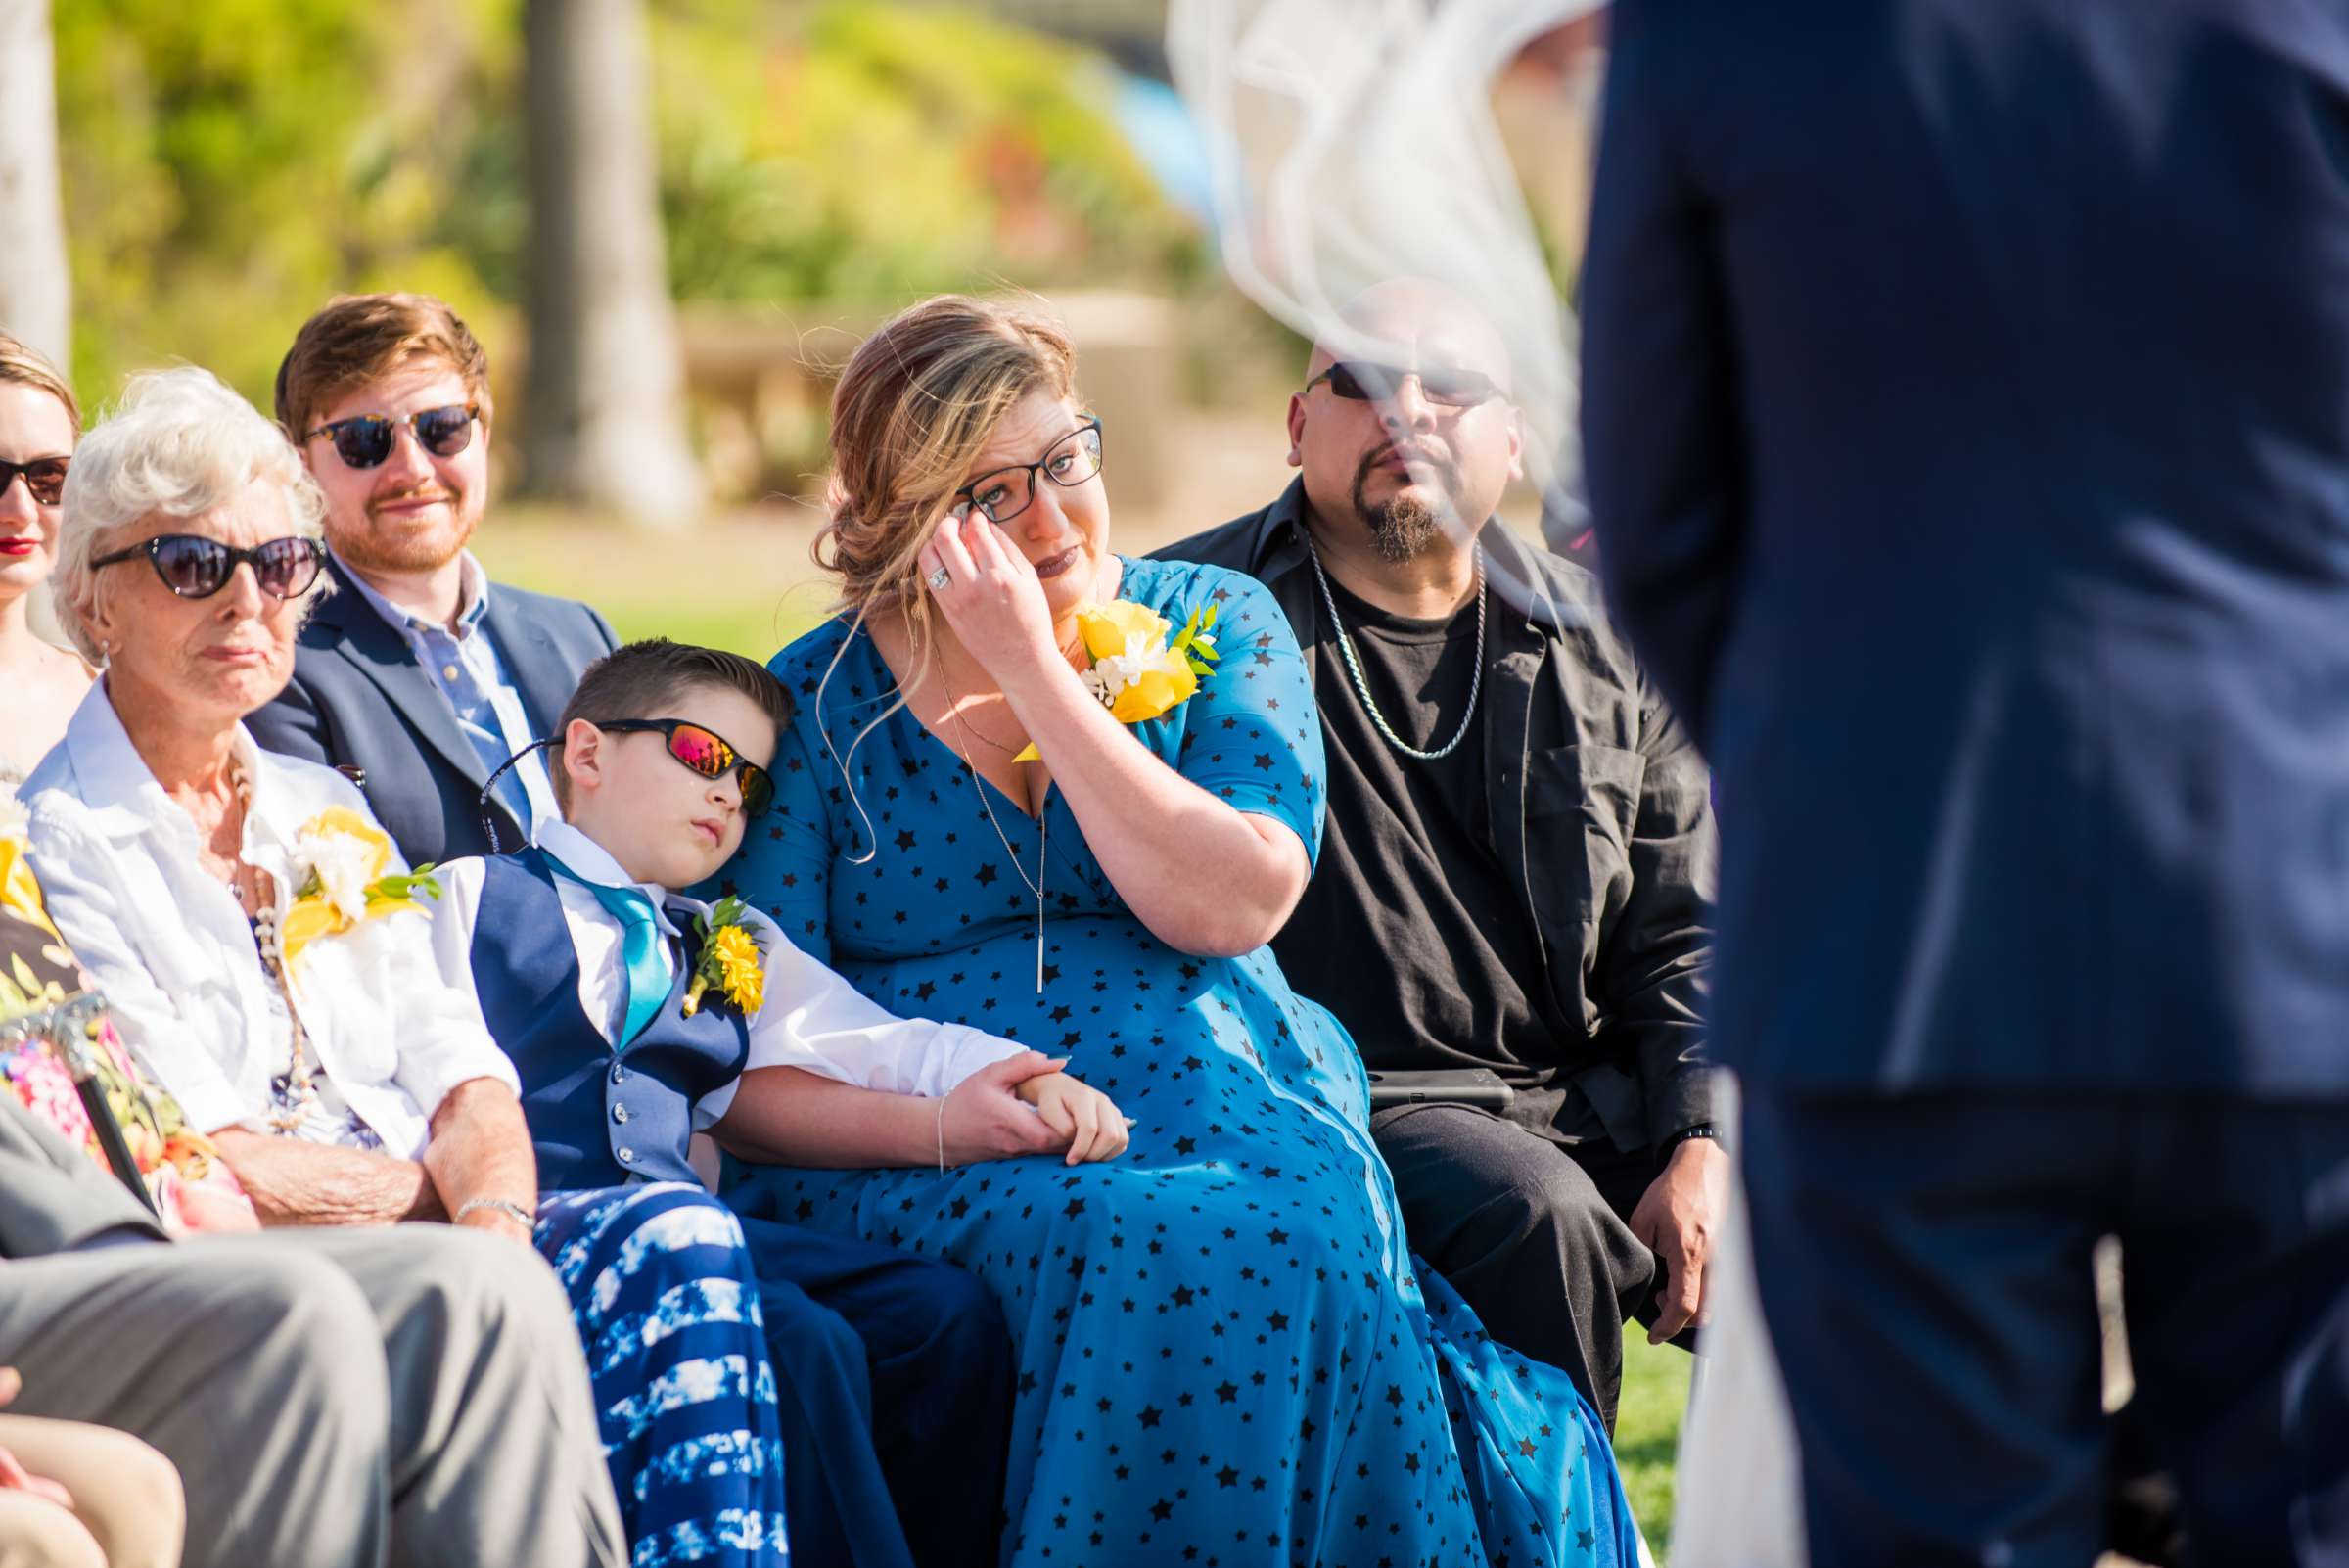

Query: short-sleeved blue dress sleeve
[{"left": 1126, "top": 557, "right": 1326, "bottom": 865}]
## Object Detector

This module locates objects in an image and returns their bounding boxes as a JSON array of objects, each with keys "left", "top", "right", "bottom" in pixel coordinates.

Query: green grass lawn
[
  {"left": 1618, "top": 1334, "right": 1693, "bottom": 1559},
  {"left": 481, "top": 511, "right": 1695, "bottom": 1555}
]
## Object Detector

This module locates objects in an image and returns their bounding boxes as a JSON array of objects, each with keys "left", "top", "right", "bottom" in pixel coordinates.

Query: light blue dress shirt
[{"left": 329, "top": 548, "right": 558, "bottom": 838}]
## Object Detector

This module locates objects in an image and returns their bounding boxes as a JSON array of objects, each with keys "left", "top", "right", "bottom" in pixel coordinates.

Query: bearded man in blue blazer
[
  {"left": 248, "top": 292, "right": 618, "bottom": 864},
  {"left": 1582, "top": 3, "right": 2349, "bottom": 1564}
]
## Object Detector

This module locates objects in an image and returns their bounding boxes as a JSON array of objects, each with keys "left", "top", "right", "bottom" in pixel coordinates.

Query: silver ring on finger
[{"left": 926, "top": 566, "right": 951, "bottom": 591}]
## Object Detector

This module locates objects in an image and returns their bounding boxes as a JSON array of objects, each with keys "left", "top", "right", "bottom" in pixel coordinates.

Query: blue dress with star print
[{"left": 717, "top": 556, "right": 1637, "bottom": 1568}]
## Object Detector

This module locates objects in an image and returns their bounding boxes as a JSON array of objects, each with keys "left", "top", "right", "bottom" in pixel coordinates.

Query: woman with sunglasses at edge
[
  {"left": 0, "top": 335, "right": 93, "bottom": 820},
  {"left": 710, "top": 295, "right": 1637, "bottom": 1568}
]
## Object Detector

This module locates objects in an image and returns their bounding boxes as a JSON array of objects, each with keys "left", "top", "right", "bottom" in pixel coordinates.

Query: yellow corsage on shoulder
[
  {"left": 279, "top": 807, "right": 442, "bottom": 968},
  {"left": 1013, "top": 599, "right": 1220, "bottom": 761},
  {"left": 683, "top": 898, "right": 765, "bottom": 1018}
]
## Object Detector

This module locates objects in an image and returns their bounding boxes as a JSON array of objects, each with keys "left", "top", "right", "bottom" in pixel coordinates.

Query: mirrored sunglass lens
[
  {"left": 668, "top": 726, "right": 728, "bottom": 777},
  {"left": 415, "top": 407, "right": 474, "bottom": 457},
  {"left": 331, "top": 418, "right": 394, "bottom": 468},
  {"left": 741, "top": 767, "right": 773, "bottom": 815},
  {"left": 24, "top": 461, "right": 68, "bottom": 504},
  {"left": 253, "top": 538, "right": 316, "bottom": 598},
  {"left": 152, "top": 537, "right": 230, "bottom": 596}
]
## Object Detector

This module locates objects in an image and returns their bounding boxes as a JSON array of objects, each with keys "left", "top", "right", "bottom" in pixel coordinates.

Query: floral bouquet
[
  {"left": 1013, "top": 599, "right": 1220, "bottom": 761},
  {"left": 0, "top": 830, "right": 250, "bottom": 1226}
]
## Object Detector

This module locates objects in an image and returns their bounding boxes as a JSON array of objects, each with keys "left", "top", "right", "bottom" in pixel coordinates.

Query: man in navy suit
[
  {"left": 1582, "top": 3, "right": 2349, "bottom": 1563},
  {"left": 249, "top": 293, "right": 618, "bottom": 864}
]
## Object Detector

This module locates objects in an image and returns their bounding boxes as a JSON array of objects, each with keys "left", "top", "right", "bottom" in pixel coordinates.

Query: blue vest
[{"left": 469, "top": 850, "right": 751, "bottom": 1190}]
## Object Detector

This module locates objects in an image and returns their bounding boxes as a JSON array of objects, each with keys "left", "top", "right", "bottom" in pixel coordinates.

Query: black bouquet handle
[{"left": 0, "top": 992, "right": 161, "bottom": 1218}]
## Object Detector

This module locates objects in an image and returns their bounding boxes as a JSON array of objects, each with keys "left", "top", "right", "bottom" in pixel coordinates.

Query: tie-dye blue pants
[{"left": 537, "top": 1182, "right": 792, "bottom": 1568}]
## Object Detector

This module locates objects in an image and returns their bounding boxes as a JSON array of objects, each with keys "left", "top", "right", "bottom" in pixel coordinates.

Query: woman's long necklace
[
  {"left": 213, "top": 761, "right": 325, "bottom": 1131},
  {"left": 1300, "top": 530, "right": 1487, "bottom": 761},
  {"left": 937, "top": 657, "right": 1049, "bottom": 993}
]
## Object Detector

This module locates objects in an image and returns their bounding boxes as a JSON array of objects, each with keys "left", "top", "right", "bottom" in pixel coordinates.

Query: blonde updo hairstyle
[{"left": 814, "top": 294, "right": 1082, "bottom": 678}]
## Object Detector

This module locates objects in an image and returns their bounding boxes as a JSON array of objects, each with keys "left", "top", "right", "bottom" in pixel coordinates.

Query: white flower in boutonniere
[
  {"left": 278, "top": 807, "right": 442, "bottom": 969},
  {"left": 1013, "top": 599, "right": 1220, "bottom": 761}
]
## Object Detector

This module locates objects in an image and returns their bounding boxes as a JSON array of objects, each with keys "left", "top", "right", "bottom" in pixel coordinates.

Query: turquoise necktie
[{"left": 544, "top": 856, "right": 674, "bottom": 1046}]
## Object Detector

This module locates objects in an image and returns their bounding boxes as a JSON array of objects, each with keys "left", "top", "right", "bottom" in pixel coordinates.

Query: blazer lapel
[{"left": 311, "top": 556, "right": 493, "bottom": 793}]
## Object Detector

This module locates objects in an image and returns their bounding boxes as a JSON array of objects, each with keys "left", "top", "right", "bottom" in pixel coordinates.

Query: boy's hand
[
  {"left": 941, "top": 1052, "right": 1073, "bottom": 1166},
  {"left": 1016, "top": 1070, "right": 1132, "bottom": 1166}
]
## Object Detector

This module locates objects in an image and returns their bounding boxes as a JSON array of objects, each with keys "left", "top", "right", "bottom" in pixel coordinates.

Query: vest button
[
  {"left": 617, "top": 1146, "right": 635, "bottom": 1164},
  {"left": 613, "top": 1104, "right": 631, "bottom": 1124},
  {"left": 611, "top": 1064, "right": 626, "bottom": 1084}
]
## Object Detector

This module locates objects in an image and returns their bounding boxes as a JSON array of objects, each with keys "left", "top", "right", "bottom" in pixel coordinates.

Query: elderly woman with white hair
[{"left": 15, "top": 367, "right": 826, "bottom": 1568}]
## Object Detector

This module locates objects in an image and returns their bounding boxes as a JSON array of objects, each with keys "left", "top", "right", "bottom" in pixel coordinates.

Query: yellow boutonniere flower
[
  {"left": 1013, "top": 599, "right": 1220, "bottom": 761},
  {"left": 684, "top": 898, "right": 765, "bottom": 1018},
  {"left": 280, "top": 808, "right": 442, "bottom": 969}
]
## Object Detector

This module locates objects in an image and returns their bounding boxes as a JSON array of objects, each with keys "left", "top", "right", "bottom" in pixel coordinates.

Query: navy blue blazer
[
  {"left": 1582, "top": 0, "right": 2349, "bottom": 1095},
  {"left": 248, "top": 553, "right": 618, "bottom": 866}
]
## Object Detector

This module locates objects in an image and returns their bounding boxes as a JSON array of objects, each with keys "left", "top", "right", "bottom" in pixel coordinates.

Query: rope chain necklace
[
  {"left": 1299, "top": 530, "right": 1487, "bottom": 761},
  {"left": 938, "top": 655, "right": 1048, "bottom": 992}
]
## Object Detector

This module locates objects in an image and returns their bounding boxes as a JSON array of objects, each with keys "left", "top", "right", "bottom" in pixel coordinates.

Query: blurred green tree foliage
[{"left": 53, "top": 0, "right": 1200, "bottom": 410}]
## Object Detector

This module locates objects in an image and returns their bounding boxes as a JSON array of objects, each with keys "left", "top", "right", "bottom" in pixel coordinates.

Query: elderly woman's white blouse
[{"left": 19, "top": 681, "right": 520, "bottom": 1155}]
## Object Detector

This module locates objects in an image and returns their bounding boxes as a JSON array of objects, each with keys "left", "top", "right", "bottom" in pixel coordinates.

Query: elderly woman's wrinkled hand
[{"left": 917, "top": 510, "right": 1061, "bottom": 681}]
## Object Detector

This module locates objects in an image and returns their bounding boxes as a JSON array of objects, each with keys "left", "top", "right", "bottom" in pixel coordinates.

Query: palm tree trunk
[
  {"left": 0, "top": 0, "right": 70, "bottom": 370},
  {"left": 519, "top": 0, "right": 703, "bottom": 529}
]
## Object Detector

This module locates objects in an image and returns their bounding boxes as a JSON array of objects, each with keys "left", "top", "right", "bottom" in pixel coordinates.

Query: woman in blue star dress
[{"left": 713, "top": 296, "right": 1637, "bottom": 1568}]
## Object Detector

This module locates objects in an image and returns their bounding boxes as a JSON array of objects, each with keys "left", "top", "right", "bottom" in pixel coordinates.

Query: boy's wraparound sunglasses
[
  {"left": 89, "top": 533, "right": 326, "bottom": 601},
  {"left": 0, "top": 455, "right": 69, "bottom": 506},
  {"left": 302, "top": 404, "right": 479, "bottom": 470},
  {"left": 591, "top": 718, "right": 776, "bottom": 818},
  {"left": 474, "top": 716, "right": 775, "bottom": 855}
]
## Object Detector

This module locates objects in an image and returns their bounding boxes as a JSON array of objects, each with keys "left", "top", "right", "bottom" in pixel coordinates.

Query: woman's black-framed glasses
[
  {"left": 951, "top": 419, "right": 1105, "bottom": 525},
  {"left": 0, "top": 455, "right": 69, "bottom": 506},
  {"left": 592, "top": 718, "right": 775, "bottom": 817},
  {"left": 303, "top": 404, "right": 479, "bottom": 470},
  {"left": 1303, "top": 361, "right": 1498, "bottom": 409},
  {"left": 89, "top": 534, "right": 326, "bottom": 601}
]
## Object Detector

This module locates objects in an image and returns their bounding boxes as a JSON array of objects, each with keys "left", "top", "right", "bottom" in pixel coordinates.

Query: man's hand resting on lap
[{"left": 1629, "top": 1134, "right": 1729, "bottom": 1344}]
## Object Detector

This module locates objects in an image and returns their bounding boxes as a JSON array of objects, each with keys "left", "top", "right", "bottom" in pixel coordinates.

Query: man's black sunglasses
[
  {"left": 0, "top": 455, "right": 69, "bottom": 506},
  {"left": 89, "top": 533, "right": 326, "bottom": 601},
  {"left": 592, "top": 717, "right": 775, "bottom": 818},
  {"left": 1303, "top": 361, "right": 1499, "bottom": 408},
  {"left": 303, "top": 404, "right": 479, "bottom": 470}
]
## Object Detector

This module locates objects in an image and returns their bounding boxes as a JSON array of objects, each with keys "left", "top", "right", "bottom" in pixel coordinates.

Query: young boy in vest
[{"left": 430, "top": 638, "right": 1128, "bottom": 1568}]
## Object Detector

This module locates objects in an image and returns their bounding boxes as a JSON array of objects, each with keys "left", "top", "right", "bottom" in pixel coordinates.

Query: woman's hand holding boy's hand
[
  {"left": 1016, "top": 1069, "right": 1131, "bottom": 1166},
  {"left": 941, "top": 1051, "right": 1074, "bottom": 1166}
]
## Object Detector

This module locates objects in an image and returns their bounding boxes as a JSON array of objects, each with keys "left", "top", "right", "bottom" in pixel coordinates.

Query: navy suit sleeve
[
  {"left": 1581, "top": 0, "right": 1746, "bottom": 745},
  {"left": 245, "top": 669, "right": 336, "bottom": 767}
]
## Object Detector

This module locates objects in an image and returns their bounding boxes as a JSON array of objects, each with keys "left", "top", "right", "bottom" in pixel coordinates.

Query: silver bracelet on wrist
[
  {"left": 935, "top": 1095, "right": 949, "bottom": 1174},
  {"left": 455, "top": 1196, "right": 536, "bottom": 1230}
]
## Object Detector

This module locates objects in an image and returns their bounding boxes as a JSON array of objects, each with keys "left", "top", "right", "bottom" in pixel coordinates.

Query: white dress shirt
[
  {"left": 19, "top": 682, "right": 521, "bottom": 1155},
  {"left": 429, "top": 817, "right": 1030, "bottom": 1127}
]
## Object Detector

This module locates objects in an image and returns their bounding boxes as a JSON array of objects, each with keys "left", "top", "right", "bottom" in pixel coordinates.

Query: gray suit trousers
[{"left": 0, "top": 1224, "right": 624, "bottom": 1568}]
